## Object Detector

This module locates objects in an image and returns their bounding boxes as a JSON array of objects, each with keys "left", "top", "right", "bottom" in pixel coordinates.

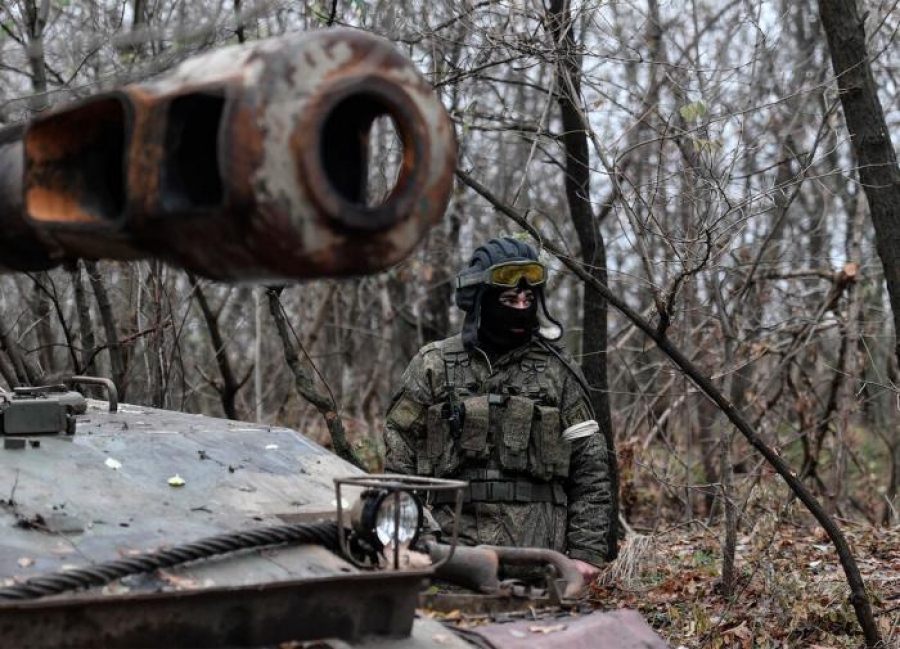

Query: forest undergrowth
[{"left": 595, "top": 518, "right": 900, "bottom": 648}]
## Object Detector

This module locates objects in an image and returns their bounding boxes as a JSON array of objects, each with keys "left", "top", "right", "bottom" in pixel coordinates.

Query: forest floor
[{"left": 591, "top": 520, "right": 900, "bottom": 648}]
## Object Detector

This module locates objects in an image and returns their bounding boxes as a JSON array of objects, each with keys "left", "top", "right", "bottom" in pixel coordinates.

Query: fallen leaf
[
  {"left": 105, "top": 457, "right": 122, "bottom": 470},
  {"left": 17, "top": 557, "right": 34, "bottom": 568},
  {"left": 722, "top": 621, "right": 752, "bottom": 639}
]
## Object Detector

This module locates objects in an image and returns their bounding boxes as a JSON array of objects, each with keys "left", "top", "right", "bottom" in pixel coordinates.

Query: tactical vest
[{"left": 417, "top": 339, "right": 571, "bottom": 486}]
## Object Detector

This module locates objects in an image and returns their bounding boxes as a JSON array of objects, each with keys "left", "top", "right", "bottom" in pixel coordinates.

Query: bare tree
[{"left": 818, "top": 0, "right": 900, "bottom": 520}]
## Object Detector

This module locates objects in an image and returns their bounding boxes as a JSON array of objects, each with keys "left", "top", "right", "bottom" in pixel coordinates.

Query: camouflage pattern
[{"left": 383, "top": 334, "right": 613, "bottom": 566}]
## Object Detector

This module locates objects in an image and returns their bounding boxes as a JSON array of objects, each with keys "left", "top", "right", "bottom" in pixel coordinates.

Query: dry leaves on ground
[{"left": 592, "top": 522, "right": 900, "bottom": 648}]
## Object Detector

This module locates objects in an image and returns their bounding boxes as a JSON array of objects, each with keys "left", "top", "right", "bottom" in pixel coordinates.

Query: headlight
[
  {"left": 333, "top": 474, "right": 467, "bottom": 569},
  {"left": 353, "top": 489, "right": 423, "bottom": 550}
]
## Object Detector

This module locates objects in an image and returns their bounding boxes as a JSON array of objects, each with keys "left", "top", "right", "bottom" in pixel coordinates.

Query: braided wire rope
[{"left": 0, "top": 520, "right": 341, "bottom": 601}]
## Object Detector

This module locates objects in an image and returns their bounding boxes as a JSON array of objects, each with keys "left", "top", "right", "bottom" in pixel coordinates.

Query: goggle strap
[{"left": 456, "top": 272, "right": 487, "bottom": 289}]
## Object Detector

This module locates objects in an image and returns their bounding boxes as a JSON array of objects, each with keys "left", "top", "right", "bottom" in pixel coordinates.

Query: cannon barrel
[{"left": 0, "top": 28, "right": 456, "bottom": 281}]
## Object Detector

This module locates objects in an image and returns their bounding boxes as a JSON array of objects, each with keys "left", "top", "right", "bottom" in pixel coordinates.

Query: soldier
[{"left": 383, "top": 236, "right": 615, "bottom": 580}]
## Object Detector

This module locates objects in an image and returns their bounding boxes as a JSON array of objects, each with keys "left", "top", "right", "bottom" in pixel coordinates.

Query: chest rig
[{"left": 421, "top": 340, "right": 571, "bottom": 504}]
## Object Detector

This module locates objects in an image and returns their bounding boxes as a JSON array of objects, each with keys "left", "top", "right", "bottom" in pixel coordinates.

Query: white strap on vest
[{"left": 561, "top": 419, "right": 599, "bottom": 441}]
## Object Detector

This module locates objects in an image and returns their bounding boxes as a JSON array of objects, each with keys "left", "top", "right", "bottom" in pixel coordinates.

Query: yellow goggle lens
[{"left": 488, "top": 262, "right": 546, "bottom": 287}]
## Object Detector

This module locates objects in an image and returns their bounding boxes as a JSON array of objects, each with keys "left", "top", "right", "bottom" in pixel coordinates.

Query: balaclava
[{"left": 477, "top": 284, "right": 538, "bottom": 351}]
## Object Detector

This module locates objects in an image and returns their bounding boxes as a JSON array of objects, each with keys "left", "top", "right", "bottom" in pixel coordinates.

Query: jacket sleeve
[
  {"left": 382, "top": 352, "right": 431, "bottom": 475},
  {"left": 560, "top": 374, "right": 614, "bottom": 566}
]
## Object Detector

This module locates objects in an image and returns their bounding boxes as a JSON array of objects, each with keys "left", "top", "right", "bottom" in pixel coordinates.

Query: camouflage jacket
[{"left": 383, "top": 334, "right": 613, "bottom": 566}]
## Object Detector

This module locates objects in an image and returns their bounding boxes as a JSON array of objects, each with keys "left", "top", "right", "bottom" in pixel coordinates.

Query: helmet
[{"left": 455, "top": 237, "right": 558, "bottom": 349}]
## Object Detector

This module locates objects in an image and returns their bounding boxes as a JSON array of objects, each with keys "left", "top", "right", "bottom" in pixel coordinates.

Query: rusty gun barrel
[{"left": 0, "top": 28, "right": 456, "bottom": 280}]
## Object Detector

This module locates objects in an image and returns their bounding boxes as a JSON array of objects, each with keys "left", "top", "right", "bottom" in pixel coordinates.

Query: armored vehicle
[{"left": 0, "top": 28, "right": 666, "bottom": 649}]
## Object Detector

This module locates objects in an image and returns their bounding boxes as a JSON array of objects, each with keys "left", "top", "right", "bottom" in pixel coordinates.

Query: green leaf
[
  {"left": 310, "top": 4, "right": 330, "bottom": 25},
  {"left": 679, "top": 100, "right": 707, "bottom": 122}
]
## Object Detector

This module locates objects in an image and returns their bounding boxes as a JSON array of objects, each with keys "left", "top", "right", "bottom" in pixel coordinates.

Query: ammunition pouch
[
  {"left": 425, "top": 391, "right": 572, "bottom": 481},
  {"left": 459, "top": 396, "right": 489, "bottom": 457},
  {"left": 495, "top": 396, "right": 570, "bottom": 481},
  {"left": 498, "top": 395, "right": 532, "bottom": 472},
  {"left": 422, "top": 395, "right": 491, "bottom": 477},
  {"left": 529, "top": 404, "right": 571, "bottom": 480}
]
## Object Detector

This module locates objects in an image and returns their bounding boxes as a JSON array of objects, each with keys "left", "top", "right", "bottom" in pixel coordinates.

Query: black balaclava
[
  {"left": 455, "top": 237, "right": 558, "bottom": 351},
  {"left": 477, "top": 285, "right": 539, "bottom": 352}
]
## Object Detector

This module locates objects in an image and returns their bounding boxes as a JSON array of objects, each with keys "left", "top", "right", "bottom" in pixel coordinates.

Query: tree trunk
[
  {"left": 23, "top": 0, "right": 50, "bottom": 114},
  {"left": 189, "top": 274, "right": 241, "bottom": 420},
  {"left": 546, "top": 0, "right": 619, "bottom": 560},
  {"left": 72, "top": 262, "right": 98, "bottom": 377},
  {"left": 86, "top": 262, "right": 127, "bottom": 399},
  {"left": 818, "top": 0, "right": 900, "bottom": 373}
]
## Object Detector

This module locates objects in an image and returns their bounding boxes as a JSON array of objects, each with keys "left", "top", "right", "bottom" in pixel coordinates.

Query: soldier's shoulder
[
  {"left": 533, "top": 337, "right": 575, "bottom": 362},
  {"left": 534, "top": 338, "right": 586, "bottom": 379},
  {"left": 419, "top": 334, "right": 465, "bottom": 359},
  {"left": 538, "top": 337, "right": 568, "bottom": 354}
]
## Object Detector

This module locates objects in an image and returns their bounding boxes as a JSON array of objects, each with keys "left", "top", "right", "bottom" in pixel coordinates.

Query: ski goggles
[{"left": 456, "top": 261, "right": 547, "bottom": 289}]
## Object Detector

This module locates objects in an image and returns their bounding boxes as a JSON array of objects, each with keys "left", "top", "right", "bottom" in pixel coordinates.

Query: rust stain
[{"left": 25, "top": 186, "right": 97, "bottom": 224}]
